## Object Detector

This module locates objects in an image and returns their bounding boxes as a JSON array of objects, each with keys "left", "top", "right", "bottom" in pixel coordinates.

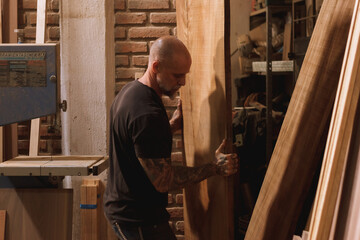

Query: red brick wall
[{"left": 18, "top": 0, "right": 185, "bottom": 238}]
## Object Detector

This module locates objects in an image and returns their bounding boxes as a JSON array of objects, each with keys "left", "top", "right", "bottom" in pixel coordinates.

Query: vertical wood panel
[
  {"left": 244, "top": 0, "right": 356, "bottom": 239},
  {"left": 176, "top": 0, "right": 233, "bottom": 239},
  {"left": 0, "top": 189, "right": 73, "bottom": 240}
]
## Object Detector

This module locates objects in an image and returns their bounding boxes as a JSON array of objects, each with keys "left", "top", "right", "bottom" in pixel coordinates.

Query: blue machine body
[{"left": 0, "top": 44, "right": 58, "bottom": 126}]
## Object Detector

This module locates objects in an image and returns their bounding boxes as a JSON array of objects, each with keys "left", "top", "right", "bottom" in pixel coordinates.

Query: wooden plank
[
  {"left": 81, "top": 179, "right": 100, "bottom": 240},
  {"left": 41, "top": 160, "right": 98, "bottom": 176},
  {"left": 283, "top": 22, "right": 291, "bottom": 60},
  {"left": 30, "top": 0, "right": 47, "bottom": 156},
  {"left": 176, "top": 0, "right": 233, "bottom": 239},
  {"left": 309, "top": 1, "right": 360, "bottom": 238},
  {"left": 0, "top": 189, "right": 72, "bottom": 240},
  {"left": 333, "top": 103, "right": 360, "bottom": 240},
  {"left": 14, "top": 155, "right": 104, "bottom": 161},
  {"left": 0, "top": 210, "right": 5, "bottom": 240},
  {"left": 8, "top": 0, "right": 16, "bottom": 43},
  {"left": 0, "top": 160, "right": 47, "bottom": 176},
  {"left": 0, "top": 0, "right": 2, "bottom": 43},
  {"left": 244, "top": 0, "right": 356, "bottom": 239},
  {"left": 0, "top": 127, "right": 3, "bottom": 163}
]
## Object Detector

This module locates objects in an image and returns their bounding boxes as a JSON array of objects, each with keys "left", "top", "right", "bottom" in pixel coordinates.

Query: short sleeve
[{"left": 130, "top": 113, "right": 172, "bottom": 159}]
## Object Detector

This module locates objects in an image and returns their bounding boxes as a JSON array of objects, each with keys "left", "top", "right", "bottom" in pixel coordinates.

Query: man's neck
[{"left": 138, "top": 71, "right": 162, "bottom": 97}]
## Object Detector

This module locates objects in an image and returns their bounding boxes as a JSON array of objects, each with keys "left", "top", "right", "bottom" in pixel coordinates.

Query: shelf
[
  {"left": 252, "top": 60, "right": 294, "bottom": 72},
  {"left": 250, "top": 8, "right": 266, "bottom": 17}
]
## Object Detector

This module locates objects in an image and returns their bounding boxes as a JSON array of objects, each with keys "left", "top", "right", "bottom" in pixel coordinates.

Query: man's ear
[{"left": 151, "top": 60, "right": 160, "bottom": 73}]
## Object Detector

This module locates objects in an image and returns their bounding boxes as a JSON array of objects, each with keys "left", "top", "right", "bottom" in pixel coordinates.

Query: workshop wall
[{"left": 17, "top": 0, "right": 185, "bottom": 238}]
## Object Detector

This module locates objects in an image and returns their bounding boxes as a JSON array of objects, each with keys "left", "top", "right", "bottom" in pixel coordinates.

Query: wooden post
[
  {"left": 29, "top": 0, "right": 47, "bottom": 156},
  {"left": 0, "top": 210, "right": 5, "bottom": 240},
  {"left": 81, "top": 179, "right": 101, "bottom": 240},
  {"left": 0, "top": 0, "right": 2, "bottom": 163}
]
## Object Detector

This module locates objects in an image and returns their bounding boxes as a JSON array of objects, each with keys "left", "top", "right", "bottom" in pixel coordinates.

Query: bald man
[{"left": 104, "top": 36, "right": 238, "bottom": 240}]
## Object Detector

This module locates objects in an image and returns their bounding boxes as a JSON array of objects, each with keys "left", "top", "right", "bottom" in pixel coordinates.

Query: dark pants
[{"left": 112, "top": 222, "right": 177, "bottom": 240}]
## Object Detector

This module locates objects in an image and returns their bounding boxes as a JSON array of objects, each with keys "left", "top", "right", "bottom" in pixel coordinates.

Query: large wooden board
[
  {"left": 309, "top": 1, "right": 360, "bottom": 238},
  {"left": 176, "top": 0, "right": 233, "bottom": 239},
  {"left": 0, "top": 189, "right": 72, "bottom": 240},
  {"left": 244, "top": 0, "right": 356, "bottom": 239}
]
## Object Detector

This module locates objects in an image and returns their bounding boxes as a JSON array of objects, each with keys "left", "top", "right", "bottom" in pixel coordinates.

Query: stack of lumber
[
  {"left": 309, "top": 0, "right": 360, "bottom": 239},
  {"left": 245, "top": 0, "right": 356, "bottom": 239}
]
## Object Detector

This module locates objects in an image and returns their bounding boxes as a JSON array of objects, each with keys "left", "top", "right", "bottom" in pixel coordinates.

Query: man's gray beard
[{"left": 158, "top": 81, "right": 176, "bottom": 100}]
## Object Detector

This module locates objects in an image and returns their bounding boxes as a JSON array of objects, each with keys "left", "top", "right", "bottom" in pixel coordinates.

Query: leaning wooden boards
[
  {"left": 309, "top": 0, "right": 360, "bottom": 238},
  {"left": 245, "top": 0, "right": 356, "bottom": 239},
  {"left": 176, "top": 0, "right": 233, "bottom": 239}
]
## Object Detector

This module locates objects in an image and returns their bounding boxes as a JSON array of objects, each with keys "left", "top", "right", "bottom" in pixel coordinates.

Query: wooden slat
[
  {"left": 309, "top": 1, "right": 360, "bottom": 238},
  {"left": 0, "top": 127, "right": 3, "bottom": 163},
  {"left": 14, "top": 155, "right": 104, "bottom": 161},
  {"left": 333, "top": 104, "right": 360, "bottom": 240},
  {"left": 0, "top": 210, "right": 5, "bottom": 240},
  {"left": 81, "top": 179, "right": 100, "bottom": 240},
  {"left": 30, "top": 0, "right": 47, "bottom": 156},
  {"left": 41, "top": 160, "right": 98, "bottom": 176},
  {"left": 0, "top": 189, "right": 72, "bottom": 240},
  {"left": 244, "top": 0, "right": 356, "bottom": 239},
  {"left": 0, "top": 0, "right": 3, "bottom": 43},
  {"left": 177, "top": 0, "right": 233, "bottom": 239}
]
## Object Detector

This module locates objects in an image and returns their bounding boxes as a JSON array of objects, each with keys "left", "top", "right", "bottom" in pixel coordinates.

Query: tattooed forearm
[{"left": 138, "top": 157, "right": 218, "bottom": 192}]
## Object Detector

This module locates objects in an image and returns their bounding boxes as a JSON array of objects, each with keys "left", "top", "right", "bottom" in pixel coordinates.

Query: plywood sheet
[
  {"left": 176, "top": 0, "right": 233, "bottom": 239},
  {"left": 0, "top": 189, "right": 72, "bottom": 240},
  {"left": 244, "top": 0, "right": 356, "bottom": 239}
]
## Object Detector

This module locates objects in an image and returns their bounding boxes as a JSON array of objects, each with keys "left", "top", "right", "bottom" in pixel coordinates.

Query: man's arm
[{"left": 138, "top": 140, "right": 238, "bottom": 193}]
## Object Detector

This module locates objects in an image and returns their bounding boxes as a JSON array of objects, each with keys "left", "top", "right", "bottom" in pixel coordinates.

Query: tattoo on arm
[{"left": 138, "top": 157, "right": 217, "bottom": 192}]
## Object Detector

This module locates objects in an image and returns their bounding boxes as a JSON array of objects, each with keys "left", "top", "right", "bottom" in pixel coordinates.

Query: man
[{"left": 104, "top": 36, "right": 238, "bottom": 240}]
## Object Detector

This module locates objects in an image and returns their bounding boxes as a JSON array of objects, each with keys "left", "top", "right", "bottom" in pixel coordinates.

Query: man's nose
[{"left": 178, "top": 77, "right": 186, "bottom": 86}]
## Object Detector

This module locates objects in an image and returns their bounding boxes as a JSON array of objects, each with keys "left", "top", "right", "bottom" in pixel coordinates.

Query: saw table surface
[{"left": 0, "top": 155, "right": 108, "bottom": 176}]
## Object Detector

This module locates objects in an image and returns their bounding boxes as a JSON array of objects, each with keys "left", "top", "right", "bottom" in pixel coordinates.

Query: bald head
[{"left": 149, "top": 36, "right": 191, "bottom": 68}]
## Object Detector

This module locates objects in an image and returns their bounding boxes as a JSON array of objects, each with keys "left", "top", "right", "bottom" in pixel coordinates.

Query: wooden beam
[
  {"left": 0, "top": 210, "right": 5, "bottom": 240},
  {"left": 30, "top": 0, "right": 47, "bottom": 156},
  {"left": 244, "top": 0, "right": 356, "bottom": 239},
  {"left": 309, "top": 1, "right": 360, "bottom": 238}
]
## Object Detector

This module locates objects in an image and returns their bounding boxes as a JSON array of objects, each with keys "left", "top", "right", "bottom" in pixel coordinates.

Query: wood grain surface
[
  {"left": 176, "top": 0, "right": 233, "bottom": 239},
  {"left": 244, "top": 0, "right": 356, "bottom": 239},
  {"left": 0, "top": 189, "right": 72, "bottom": 240},
  {"left": 309, "top": 1, "right": 360, "bottom": 238}
]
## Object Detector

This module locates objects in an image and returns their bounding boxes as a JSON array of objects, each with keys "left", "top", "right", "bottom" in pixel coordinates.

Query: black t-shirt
[{"left": 104, "top": 80, "right": 172, "bottom": 226}]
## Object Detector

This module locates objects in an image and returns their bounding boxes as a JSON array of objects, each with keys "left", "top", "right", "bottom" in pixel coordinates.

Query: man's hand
[
  {"left": 169, "top": 99, "right": 183, "bottom": 133},
  {"left": 214, "top": 139, "right": 239, "bottom": 176}
]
